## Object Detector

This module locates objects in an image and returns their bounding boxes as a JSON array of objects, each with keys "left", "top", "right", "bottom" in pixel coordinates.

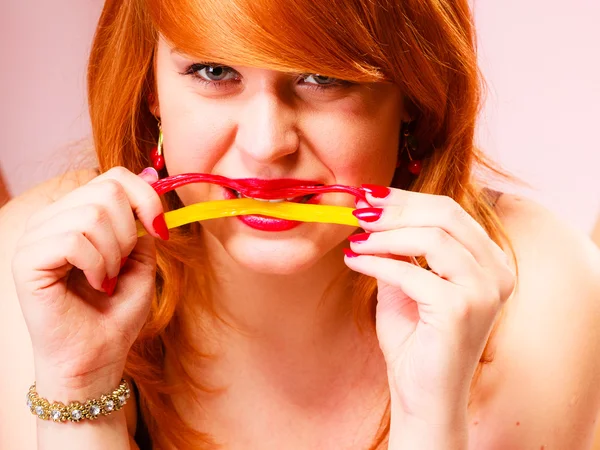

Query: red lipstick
[
  {"left": 222, "top": 182, "right": 322, "bottom": 232},
  {"left": 149, "top": 173, "right": 367, "bottom": 232}
]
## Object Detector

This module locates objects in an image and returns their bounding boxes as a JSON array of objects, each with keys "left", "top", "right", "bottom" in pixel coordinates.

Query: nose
[{"left": 235, "top": 91, "right": 300, "bottom": 165}]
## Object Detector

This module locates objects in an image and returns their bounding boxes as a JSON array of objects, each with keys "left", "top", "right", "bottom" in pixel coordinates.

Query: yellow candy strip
[{"left": 137, "top": 198, "right": 359, "bottom": 236}]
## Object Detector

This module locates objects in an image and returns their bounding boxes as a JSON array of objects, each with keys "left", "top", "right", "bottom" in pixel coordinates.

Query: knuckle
[
  {"left": 63, "top": 231, "right": 83, "bottom": 253},
  {"left": 451, "top": 203, "right": 469, "bottom": 223},
  {"left": 82, "top": 204, "right": 109, "bottom": 228},
  {"left": 106, "top": 166, "right": 130, "bottom": 180},
  {"left": 474, "top": 276, "right": 505, "bottom": 310},
  {"left": 500, "top": 269, "right": 517, "bottom": 302},
  {"left": 102, "top": 178, "right": 126, "bottom": 201},
  {"left": 441, "top": 196, "right": 467, "bottom": 223},
  {"left": 121, "top": 228, "right": 139, "bottom": 256},
  {"left": 448, "top": 295, "right": 472, "bottom": 321},
  {"left": 126, "top": 226, "right": 139, "bottom": 245},
  {"left": 89, "top": 245, "right": 105, "bottom": 269},
  {"left": 431, "top": 227, "right": 451, "bottom": 246},
  {"left": 394, "top": 259, "right": 413, "bottom": 278},
  {"left": 107, "top": 251, "right": 122, "bottom": 270},
  {"left": 485, "top": 285, "right": 503, "bottom": 309}
]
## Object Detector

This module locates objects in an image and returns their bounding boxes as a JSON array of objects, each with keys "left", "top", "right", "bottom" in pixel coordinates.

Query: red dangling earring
[{"left": 150, "top": 121, "right": 165, "bottom": 171}]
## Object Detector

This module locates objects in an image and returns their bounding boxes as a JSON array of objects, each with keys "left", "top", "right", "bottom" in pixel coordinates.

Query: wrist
[
  {"left": 33, "top": 362, "right": 126, "bottom": 401},
  {"left": 387, "top": 370, "right": 470, "bottom": 423},
  {"left": 389, "top": 412, "right": 468, "bottom": 450},
  {"left": 389, "top": 391, "right": 468, "bottom": 450}
]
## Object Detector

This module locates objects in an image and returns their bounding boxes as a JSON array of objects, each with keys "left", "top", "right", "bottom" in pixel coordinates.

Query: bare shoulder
[
  {"left": 494, "top": 193, "right": 600, "bottom": 280},
  {"left": 0, "top": 169, "right": 98, "bottom": 221},
  {"left": 470, "top": 193, "right": 600, "bottom": 449}
]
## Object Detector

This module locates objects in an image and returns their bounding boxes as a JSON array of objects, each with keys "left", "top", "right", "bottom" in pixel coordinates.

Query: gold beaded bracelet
[{"left": 26, "top": 379, "right": 130, "bottom": 422}]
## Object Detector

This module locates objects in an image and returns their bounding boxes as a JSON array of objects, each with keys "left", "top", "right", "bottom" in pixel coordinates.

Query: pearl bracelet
[{"left": 26, "top": 378, "right": 130, "bottom": 422}]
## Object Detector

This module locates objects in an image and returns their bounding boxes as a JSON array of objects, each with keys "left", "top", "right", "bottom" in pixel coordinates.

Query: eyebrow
[{"left": 170, "top": 46, "right": 199, "bottom": 60}]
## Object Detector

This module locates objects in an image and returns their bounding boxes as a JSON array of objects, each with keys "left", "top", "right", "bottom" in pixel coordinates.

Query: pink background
[{"left": 1, "top": 0, "right": 599, "bottom": 232}]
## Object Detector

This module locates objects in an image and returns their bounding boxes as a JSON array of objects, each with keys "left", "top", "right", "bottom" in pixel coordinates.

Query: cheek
[
  {"left": 158, "top": 89, "right": 237, "bottom": 204},
  {"left": 304, "top": 110, "right": 399, "bottom": 185},
  {"left": 160, "top": 95, "right": 236, "bottom": 174}
]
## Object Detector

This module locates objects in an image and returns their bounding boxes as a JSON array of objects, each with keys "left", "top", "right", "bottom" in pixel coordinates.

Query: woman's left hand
[{"left": 344, "top": 185, "right": 515, "bottom": 427}]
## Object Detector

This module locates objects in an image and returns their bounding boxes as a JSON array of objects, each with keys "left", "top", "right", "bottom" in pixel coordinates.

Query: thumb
[{"left": 138, "top": 167, "right": 159, "bottom": 185}]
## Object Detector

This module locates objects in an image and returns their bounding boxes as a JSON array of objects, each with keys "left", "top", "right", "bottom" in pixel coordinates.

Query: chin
[
  {"left": 223, "top": 235, "right": 325, "bottom": 275},
  {"left": 202, "top": 217, "right": 353, "bottom": 275}
]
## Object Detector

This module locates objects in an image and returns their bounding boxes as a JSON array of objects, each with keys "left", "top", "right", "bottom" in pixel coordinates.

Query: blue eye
[
  {"left": 302, "top": 74, "right": 339, "bottom": 85},
  {"left": 185, "top": 64, "right": 240, "bottom": 83},
  {"left": 181, "top": 64, "right": 352, "bottom": 93}
]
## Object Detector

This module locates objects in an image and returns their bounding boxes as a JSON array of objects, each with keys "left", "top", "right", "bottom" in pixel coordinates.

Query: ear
[{"left": 147, "top": 93, "right": 160, "bottom": 118}]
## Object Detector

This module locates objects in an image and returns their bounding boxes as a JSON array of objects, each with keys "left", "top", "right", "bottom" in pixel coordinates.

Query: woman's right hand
[{"left": 11, "top": 167, "right": 168, "bottom": 393}]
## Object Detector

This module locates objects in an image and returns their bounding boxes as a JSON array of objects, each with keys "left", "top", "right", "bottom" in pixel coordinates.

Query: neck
[
  {"left": 205, "top": 239, "right": 355, "bottom": 344},
  {"left": 174, "top": 231, "right": 386, "bottom": 399}
]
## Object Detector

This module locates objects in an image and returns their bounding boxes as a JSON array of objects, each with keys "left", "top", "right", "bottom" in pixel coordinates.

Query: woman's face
[{"left": 152, "top": 37, "right": 405, "bottom": 274}]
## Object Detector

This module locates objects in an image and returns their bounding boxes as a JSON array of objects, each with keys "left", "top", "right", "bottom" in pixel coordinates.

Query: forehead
[{"left": 149, "top": 0, "right": 388, "bottom": 83}]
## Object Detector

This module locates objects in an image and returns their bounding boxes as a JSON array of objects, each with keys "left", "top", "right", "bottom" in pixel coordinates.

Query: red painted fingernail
[
  {"left": 361, "top": 184, "right": 391, "bottom": 199},
  {"left": 343, "top": 248, "right": 360, "bottom": 258},
  {"left": 101, "top": 276, "right": 118, "bottom": 296},
  {"left": 152, "top": 213, "right": 170, "bottom": 240},
  {"left": 348, "top": 232, "right": 370, "bottom": 243},
  {"left": 352, "top": 208, "right": 383, "bottom": 223},
  {"left": 120, "top": 257, "right": 128, "bottom": 268}
]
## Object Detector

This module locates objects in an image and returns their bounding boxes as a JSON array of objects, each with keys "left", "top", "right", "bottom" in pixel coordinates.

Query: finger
[
  {"left": 348, "top": 228, "right": 483, "bottom": 287},
  {"left": 343, "top": 253, "right": 451, "bottom": 310},
  {"left": 12, "top": 232, "right": 106, "bottom": 293},
  {"left": 138, "top": 167, "right": 159, "bottom": 185},
  {"left": 17, "top": 205, "right": 123, "bottom": 279},
  {"left": 357, "top": 186, "right": 506, "bottom": 270},
  {"left": 355, "top": 197, "right": 371, "bottom": 209},
  {"left": 126, "top": 234, "right": 156, "bottom": 266},
  {"left": 26, "top": 181, "right": 138, "bottom": 262},
  {"left": 27, "top": 167, "right": 166, "bottom": 241},
  {"left": 90, "top": 167, "right": 166, "bottom": 240}
]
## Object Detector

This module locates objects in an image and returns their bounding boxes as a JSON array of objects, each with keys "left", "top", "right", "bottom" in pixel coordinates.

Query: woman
[{"left": 1, "top": 0, "right": 599, "bottom": 448}]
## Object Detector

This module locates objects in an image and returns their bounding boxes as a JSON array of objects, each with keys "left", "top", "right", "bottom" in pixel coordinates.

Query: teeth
[
  {"left": 232, "top": 190, "right": 312, "bottom": 203},
  {"left": 254, "top": 198, "right": 285, "bottom": 203},
  {"left": 235, "top": 191, "right": 288, "bottom": 202}
]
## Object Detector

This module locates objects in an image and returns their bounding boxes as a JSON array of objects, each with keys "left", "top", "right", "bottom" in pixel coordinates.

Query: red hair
[{"left": 88, "top": 0, "right": 515, "bottom": 447}]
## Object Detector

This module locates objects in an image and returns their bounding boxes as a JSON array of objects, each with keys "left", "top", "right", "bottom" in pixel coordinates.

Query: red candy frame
[{"left": 150, "top": 173, "right": 368, "bottom": 203}]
